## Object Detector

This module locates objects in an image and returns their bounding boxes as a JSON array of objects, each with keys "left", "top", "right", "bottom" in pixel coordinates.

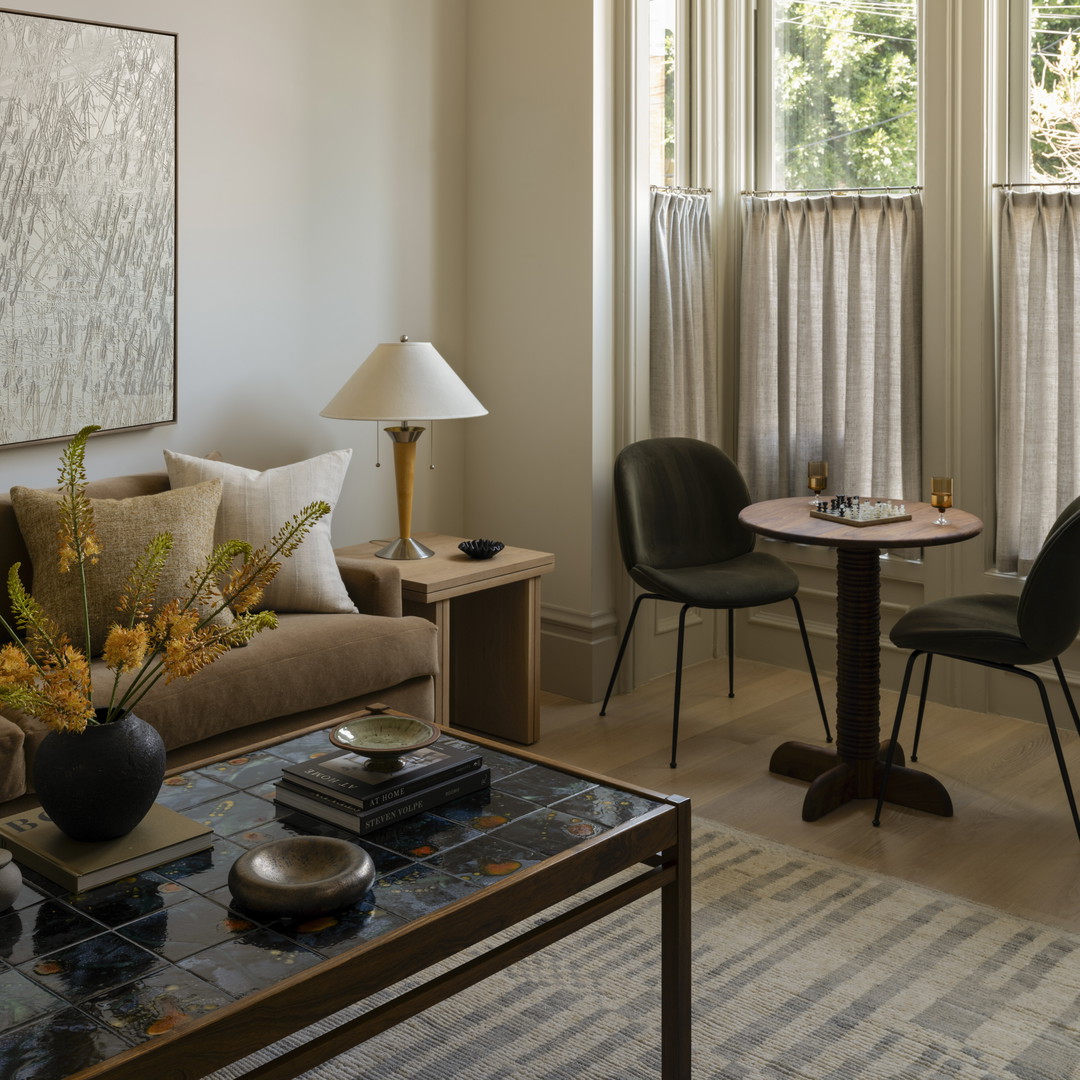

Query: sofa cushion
[
  {"left": 120, "top": 612, "right": 439, "bottom": 748},
  {"left": 0, "top": 717, "right": 25, "bottom": 803},
  {"left": 10, "top": 479, "right": 231, "bottom": 655},
  {"left": 164, "top": 449, "right": 357, "bottom": 615}
]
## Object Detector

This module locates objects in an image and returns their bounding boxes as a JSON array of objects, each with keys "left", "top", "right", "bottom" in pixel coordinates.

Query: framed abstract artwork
[{"left": 0, "top": 9, "right": 177, "bottom": 447}]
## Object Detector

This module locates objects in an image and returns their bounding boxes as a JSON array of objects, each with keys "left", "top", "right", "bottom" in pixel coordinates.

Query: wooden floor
[{"left": 531, "top": 658, "right": 1080, "bottom": 933}]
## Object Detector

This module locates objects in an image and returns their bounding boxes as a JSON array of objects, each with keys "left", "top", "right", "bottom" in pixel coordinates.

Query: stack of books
[
  {"left": 273, "top": 741, "right": 489, "bottom": 834},
  {"left": 0, "top": 803, "right": 213, "bottom": 892}
]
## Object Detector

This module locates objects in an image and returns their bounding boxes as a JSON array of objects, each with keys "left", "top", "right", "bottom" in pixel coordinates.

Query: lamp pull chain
[
  {"left": 375, "top": 422, "right": 381, "bottom": 467},
  {"left": 430, "top": 422, "right": 435, "bottom": 469}
]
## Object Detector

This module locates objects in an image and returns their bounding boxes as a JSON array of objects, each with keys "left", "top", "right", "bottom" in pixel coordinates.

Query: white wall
[
  {"left": 1, "top": 0, "right": 617, "bottom": 703},
  {"left": 0, "top": 0, "right": 471, "bottom": 553},
  {"left": 464, "top": 0, "right": 618, "bottom": 701}
]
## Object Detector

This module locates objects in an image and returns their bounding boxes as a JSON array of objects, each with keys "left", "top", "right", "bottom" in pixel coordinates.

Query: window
[
  {"left": 996, "top": 1, "right": 1080, "bottom": 573},
  {"left": 1028, "top": 1, "right": 1080, "bottom": 181},
  {"left": 739, "top": 1, "right": 923, "bottom": 505},
  {"left": 649, "top": 0, "right": 678, "bottom": 187},
  {"left": 759, "top": 0, "right": 918, "bottom": 192}
]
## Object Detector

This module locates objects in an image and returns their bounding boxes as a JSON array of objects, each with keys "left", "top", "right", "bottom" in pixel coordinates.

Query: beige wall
[
  {"left": 0, "top": 0, "right": 470, "bottom": 555},
  {"left": 0, "top": 0, "right": 615, "bottom": 701},
  {"left": 463, "top": 0, "right": 618, "bottom": 701}
]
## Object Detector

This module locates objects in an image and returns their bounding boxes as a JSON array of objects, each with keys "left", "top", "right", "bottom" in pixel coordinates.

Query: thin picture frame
[{"left": 0, "top": 8, "right": 177, "bottom": 448}]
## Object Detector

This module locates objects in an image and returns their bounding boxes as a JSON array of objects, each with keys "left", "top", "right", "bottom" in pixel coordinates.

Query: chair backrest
[
  {"left": 1017, "top": 499, "right": 1080, "bottom": 659},
  {"left": 612, "top": 437, "right": 755, "bottom": 572}
]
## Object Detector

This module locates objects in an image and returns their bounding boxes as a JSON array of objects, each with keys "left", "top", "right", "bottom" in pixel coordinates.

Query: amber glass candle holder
[
  {"left": 930, "top": 476, "right": 953, "bottom": 525},
  {"left": 808, "top": 460, "right": 828, "bottom": 504}
]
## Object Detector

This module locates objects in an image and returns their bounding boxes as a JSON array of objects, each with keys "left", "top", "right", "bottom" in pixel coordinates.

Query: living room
[{"left": 2, "top": 1, "right": 1079, "bottom": 1077}]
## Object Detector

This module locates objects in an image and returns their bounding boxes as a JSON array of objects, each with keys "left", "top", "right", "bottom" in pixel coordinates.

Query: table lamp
[{"left": 321, "top": 336, "right": 487, "bottom": 559}]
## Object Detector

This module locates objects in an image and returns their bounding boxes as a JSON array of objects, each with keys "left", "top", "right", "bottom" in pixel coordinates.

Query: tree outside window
[
  {"left": 1030, "top": 0, "right": 1080, "bottom": 182},
  {"left": 770, "top": 0, "right": 918, "bottom": 191}
]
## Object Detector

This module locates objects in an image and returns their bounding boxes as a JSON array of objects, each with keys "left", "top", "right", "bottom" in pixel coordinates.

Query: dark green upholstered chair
[
  {"left": 874, "top": 495, "right": 1080, "bottom": 840},
  {"left": 600, "top": 437, "right": 832, "bottom": 767}
]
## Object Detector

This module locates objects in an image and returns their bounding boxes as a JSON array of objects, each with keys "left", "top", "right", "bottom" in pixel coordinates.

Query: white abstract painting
[{"left": 0, "top": 11, "right": 176, "bottom": 446}]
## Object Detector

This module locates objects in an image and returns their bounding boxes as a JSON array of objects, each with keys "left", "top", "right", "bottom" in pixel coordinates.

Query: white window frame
[{"left": 750, "top": 0, "right": 924, "bottom": 195}]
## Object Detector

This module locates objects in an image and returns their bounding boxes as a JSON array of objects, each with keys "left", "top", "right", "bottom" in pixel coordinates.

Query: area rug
[{"left": 210, "top": 819, "right": 1080, "bottom": 1079}]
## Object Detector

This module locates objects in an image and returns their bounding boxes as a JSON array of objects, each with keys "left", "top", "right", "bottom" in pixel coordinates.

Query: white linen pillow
[{"left": 163, "top": 448, "right": 357, "bottom": 615}]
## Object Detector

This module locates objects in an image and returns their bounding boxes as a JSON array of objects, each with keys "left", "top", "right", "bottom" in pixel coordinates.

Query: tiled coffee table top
[{"left": 0, "top": 731, "right": 662, "bottom": 1079}]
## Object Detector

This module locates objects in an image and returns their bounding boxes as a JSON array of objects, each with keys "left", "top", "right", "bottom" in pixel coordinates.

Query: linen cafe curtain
[
  {"left": 649, "top": 190, "right": 719, "bottom": 444},
  {"left": 738, "top": 193, "right": 923, "bottom": 504},
  {"left": 997, "top": 190, "right": 1080, "bottom": 575}
]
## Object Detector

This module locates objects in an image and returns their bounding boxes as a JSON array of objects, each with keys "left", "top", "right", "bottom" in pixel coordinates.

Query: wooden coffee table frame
[{"left": 72, "top": 725, "right": 691, "bottom": 1080}]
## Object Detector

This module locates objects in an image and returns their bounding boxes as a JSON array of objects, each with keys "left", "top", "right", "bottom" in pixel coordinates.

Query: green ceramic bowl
[{"left": 329, "top": 713, "right": 440, "bottom": 762}]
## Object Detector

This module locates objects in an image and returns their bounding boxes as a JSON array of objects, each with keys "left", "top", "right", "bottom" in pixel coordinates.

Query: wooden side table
[
  {"left": 335, "top": 533, "right": 555, "bottom": 744},
  {"left": 739, "top": 498, "right": 983, "bottom": 822}
]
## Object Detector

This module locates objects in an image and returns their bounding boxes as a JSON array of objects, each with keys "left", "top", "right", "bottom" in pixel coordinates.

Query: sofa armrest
[
  {"left": 0, "top": 713, "right": 26, "bottom": 802},
  {"left": 335, "top": 556, "right": 403, "bottom": 617}
]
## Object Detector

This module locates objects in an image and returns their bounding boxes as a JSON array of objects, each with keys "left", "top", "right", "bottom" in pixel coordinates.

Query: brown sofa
[{"left": 0, "top": 472, "right": 439, "bottom": 803}]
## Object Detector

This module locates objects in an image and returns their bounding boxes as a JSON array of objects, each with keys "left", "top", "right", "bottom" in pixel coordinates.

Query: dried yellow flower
[
  {"left": 162, "top": 630, "right": 227, "bottom": 682},
  {"left": 38, "top": 648, "right": 95, "bottom": 733},
  {"left": 102, "top": 625, "right": 150, "bottom": 673},
  {"left": 0, "top": 644, "right": 36, "bottom": 686},
  {"left": 0, "top": 428, "right": 329, "bottom": 733}
]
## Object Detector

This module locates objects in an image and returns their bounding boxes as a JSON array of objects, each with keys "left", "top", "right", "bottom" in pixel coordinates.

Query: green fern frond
[{"left": 116, "top": 533, "right": 174, "bottom": 624}]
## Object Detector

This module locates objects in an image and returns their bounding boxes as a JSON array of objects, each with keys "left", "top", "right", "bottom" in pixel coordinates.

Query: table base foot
[
  {"left": 769, "top": 740, "right": 905, "bottom": 782},
  {"left": 769, "top": 742, "right": 952, "bottom": 822}
]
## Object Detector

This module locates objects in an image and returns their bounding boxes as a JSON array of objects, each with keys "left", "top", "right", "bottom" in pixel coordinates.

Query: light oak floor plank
[{"left": 534, "top": 658, "right": 1080, "bottom": 932}]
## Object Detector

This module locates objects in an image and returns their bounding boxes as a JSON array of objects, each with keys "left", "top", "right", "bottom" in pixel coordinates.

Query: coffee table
[
  {"left": 739, "top": 497, "right": 983, "bottom": 822},
  {"left": 0, "top": 720, "right": 690, "bottom": 1079}
]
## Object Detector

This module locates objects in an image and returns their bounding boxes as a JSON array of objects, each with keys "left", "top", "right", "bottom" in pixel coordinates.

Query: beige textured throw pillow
[
  {"left": 10, "top": 479, "right": 231, "bottom": 656},
  {"left": 163, "top": 448, "right": 357, "bottom": 615}
]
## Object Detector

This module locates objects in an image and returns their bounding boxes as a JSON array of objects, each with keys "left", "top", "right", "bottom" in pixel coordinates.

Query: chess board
[{"left": 809, "top": 496, "right": 911, "bottom": 528}]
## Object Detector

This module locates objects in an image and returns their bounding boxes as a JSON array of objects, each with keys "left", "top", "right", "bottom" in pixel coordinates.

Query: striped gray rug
[{"left": 211, "top": 819, "right": 1080, "bottom": 1079}]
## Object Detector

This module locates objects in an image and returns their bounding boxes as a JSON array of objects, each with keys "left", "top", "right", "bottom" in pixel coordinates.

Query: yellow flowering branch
[
  {"left": 56, "top": 426, "right": 102, "bottom": 659},
  {"left": 102, "top": 502, "right": 329, "bottom": 720},
  {"left": 0, "top": 430, "right": 331, "bottom": 733}
]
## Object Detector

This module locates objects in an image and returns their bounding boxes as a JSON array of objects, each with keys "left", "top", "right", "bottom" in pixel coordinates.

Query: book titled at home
[
  {"left": 274, "top": 767, "right": 491, "bottom": 835},
  {"left": 0, "top": 803, "right": 214, "bottom": 893},
  {"left": 281, "top": 741, "right": 483, "bottom": 810}
]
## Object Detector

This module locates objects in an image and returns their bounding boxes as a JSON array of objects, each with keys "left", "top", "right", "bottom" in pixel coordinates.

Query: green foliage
[
  {"left": 663, "top": 28, "right": 675, "bottom": 186},
  {"left": 1030, "top": 1, "right": 1080, "bottom": 181},
  {"left": 773, "top": 0, "right": 918, "bottom": 190}
]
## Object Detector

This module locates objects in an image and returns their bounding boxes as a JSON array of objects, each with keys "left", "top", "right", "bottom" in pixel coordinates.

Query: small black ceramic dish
[
  {"left": 459, "top": 538, "right": 505, "bottom": 560},
  {"left": 228, "top": 836, "right": 375, "bottom": 918}
]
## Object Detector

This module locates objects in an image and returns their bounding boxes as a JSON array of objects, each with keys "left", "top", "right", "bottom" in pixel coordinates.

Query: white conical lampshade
[{"left": 321, "top": 339, "right": 486, "bottom": 422}]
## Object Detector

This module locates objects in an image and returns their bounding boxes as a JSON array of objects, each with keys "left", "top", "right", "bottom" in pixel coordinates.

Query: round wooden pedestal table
[{"left": 738, "top": 497, "right": 983, "bottom": 822}]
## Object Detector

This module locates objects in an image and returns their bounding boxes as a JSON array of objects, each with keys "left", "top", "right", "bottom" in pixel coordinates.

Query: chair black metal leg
[
  {"left": 600, "top": 592, "right": 656, "bottom": 716},
  {"left": 1021, "top": 667, "right": 1080, "bottom": 844},
  {"left": 1053, "top": 656, "right": 1080, "bottom": 739},
  {"left": 727, "top": 609, "right": 735, "bottom": 699},
  {"left": 670, "top": 604, "right": 692, "bottom": 769},
  {"left": 910, "top": 653, "right": 934, "bottom": 762},
  {"left": 790, "top": 595, "right": 832, "bottom": 743},
  {"left": 873, "top": 650, "right": 922, "bottom": 827}
]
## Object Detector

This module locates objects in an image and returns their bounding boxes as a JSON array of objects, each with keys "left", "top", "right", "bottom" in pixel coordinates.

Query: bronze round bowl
[
  {"left": 329, "top": 714, "right": 440, "bottom": 769},
  {"left": 228, "top": 837, "right": 375, "bottom": 918},
  {"left": 458, "top": 538, "right": 504, "bottom": 560}
]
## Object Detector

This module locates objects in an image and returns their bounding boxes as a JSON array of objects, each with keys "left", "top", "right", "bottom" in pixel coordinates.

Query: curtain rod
[
  {"left": 650, "top": 184, "right": 712, "bottom": 195},
  {"left": 993, "top": 181, "right": 1080, "bottom": 188},
  {"left": 742, "top": 185, "right": 922, "bottom": 196}
]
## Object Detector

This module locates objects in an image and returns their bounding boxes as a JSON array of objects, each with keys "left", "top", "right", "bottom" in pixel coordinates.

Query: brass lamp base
[
  {"left": 375, "top": 536, "right": 435, "bottom": 560},
  {"left": 376, "top": 425, "right": 434, "bottom": 560}
]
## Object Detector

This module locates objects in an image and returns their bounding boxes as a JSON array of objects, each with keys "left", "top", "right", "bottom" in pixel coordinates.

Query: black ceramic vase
[{"left": 32, "top": 711, "right": 166, "bottom": 842}]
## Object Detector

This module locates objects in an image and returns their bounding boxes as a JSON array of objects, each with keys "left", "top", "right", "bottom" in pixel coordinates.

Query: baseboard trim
[{"left": 539, "top": 603, "right": 619, "bottom": 703}]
